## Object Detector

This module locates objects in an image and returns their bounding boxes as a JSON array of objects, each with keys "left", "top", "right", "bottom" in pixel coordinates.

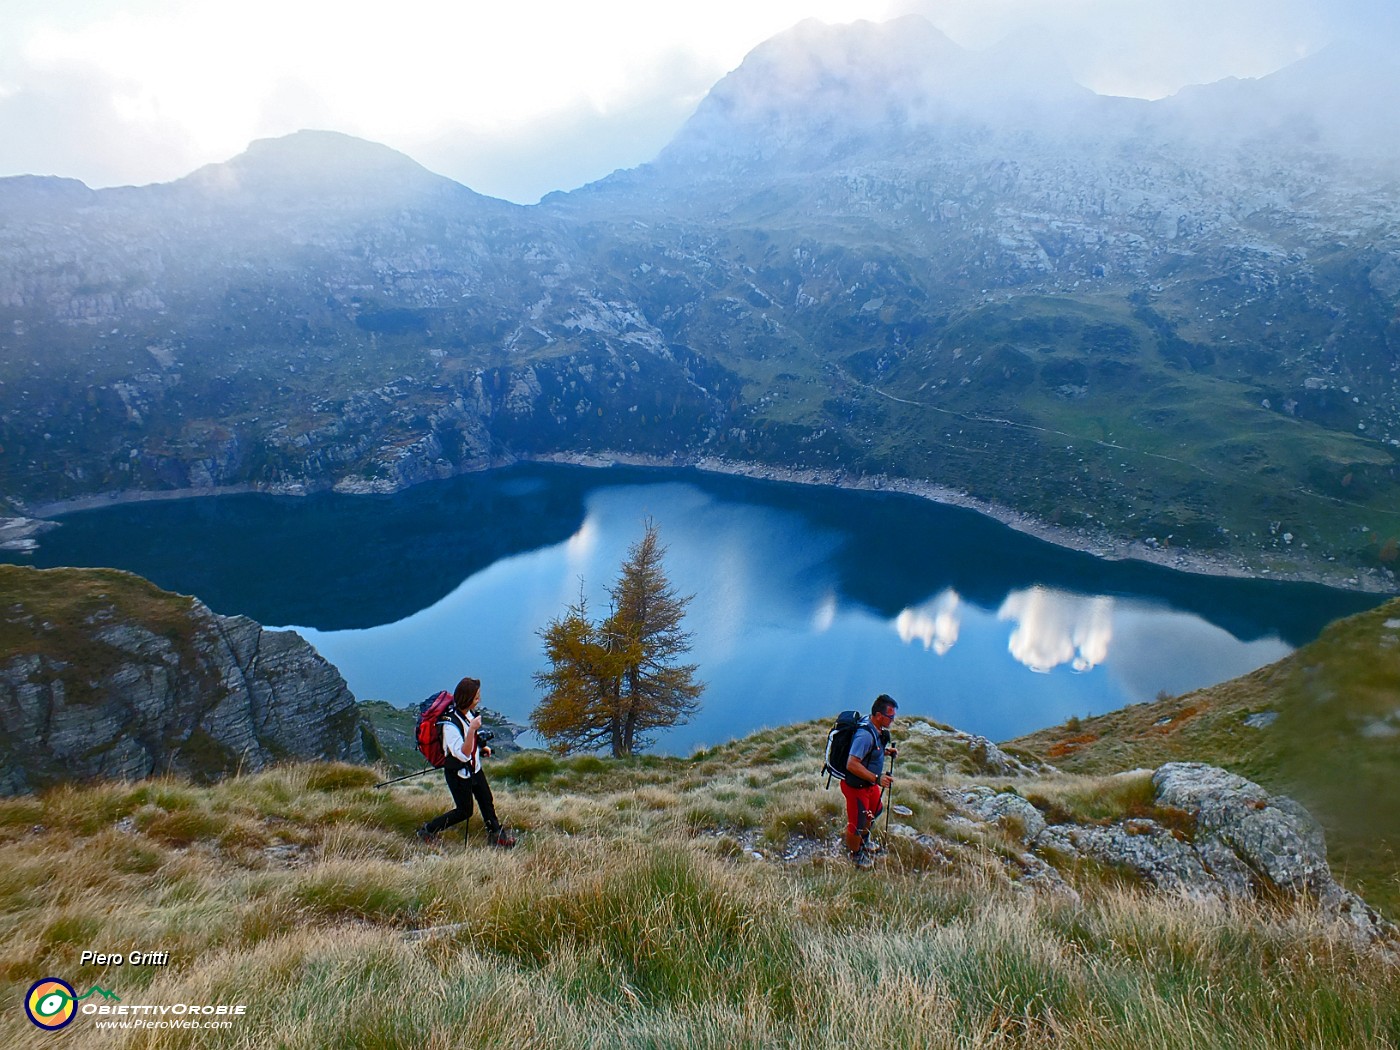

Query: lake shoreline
[
  {"left": 18, "top": 452, "right": 1396, "bottom": 595},
  {"left": 531, "top": 452, "right": 1396, "bottom": 596}
]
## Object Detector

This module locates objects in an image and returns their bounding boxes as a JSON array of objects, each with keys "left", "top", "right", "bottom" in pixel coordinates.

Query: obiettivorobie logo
[
  {"left": 23, "top": 976, "right": 247, "bottom": 1033},
  {"left": 24, "top": 978, "right": 120, "bottom": 1030}
]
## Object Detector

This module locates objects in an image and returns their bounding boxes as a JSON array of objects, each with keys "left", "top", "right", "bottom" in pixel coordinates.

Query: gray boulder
[
  {"left": 1151, "top": 762, "right": 1332, "bottom": 898},
  {"left": 956, "top": 786, "right": 1047, "bottom": 842},
  {"left": 1030, "top": 762, "right": 1397, "bottom": 955},
  {"left": 1037, "top": 819, "right": 1226, "bottom": 897}
]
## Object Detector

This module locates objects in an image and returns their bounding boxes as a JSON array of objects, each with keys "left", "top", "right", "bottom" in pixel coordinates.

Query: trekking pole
[
  {"left": 373, "top": 767, "right": 436, "bottom": 789},
  {"left": 882, "top": 749, "right": 897, "bottom": 835}
]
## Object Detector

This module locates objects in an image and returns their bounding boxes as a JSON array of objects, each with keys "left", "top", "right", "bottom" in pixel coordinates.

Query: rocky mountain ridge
[
  {"left": 0, "top": 565, "right": 377, "bottom": 793},
  {"left": 2, "top": 19, "right": 1398, "bottom": 587}
]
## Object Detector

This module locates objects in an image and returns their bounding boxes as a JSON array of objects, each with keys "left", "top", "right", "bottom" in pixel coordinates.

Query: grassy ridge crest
[
  {"left": 1, "top": 713, "right": 1396, "bottom": 1048},
  {"left": 1010, "top": 595, "right": 1400, "bottom": 918}
]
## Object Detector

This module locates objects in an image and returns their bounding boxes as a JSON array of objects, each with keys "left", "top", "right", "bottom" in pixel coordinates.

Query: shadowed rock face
[{"left": 0, "top": 566, "right": 371, "bottom": 794}]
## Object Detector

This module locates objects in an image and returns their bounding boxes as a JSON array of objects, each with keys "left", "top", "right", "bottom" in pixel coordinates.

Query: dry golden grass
[{"left": 1, "top": 738, "right": 1396, "bottom": 1049}]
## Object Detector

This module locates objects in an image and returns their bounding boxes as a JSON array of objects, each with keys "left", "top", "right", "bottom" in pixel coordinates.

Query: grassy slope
[
  {"left": 0, "top": 565, "right": 202, "bottom": 684},
  {"left": 1, "top": 723, "right": 1397, "bottom": 1048},
  {"left": 861, "top": 296, "right": 1399, "bottom": 572},
  {"left": 673, "top": 238, "right": 1400, "bottom": 585},
  {"left": 1009, "top": 596, "right": 1400, "bottom": 918}
]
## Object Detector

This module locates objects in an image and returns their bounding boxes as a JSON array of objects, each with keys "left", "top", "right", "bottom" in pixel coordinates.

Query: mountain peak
[
  {"left": 1157, "top": 38, "right": 1400, "bottom": 157},
  {"left": 176, "top": 129, "right": 504, "bottom": 208},
  {"left": 685, "top": 15, "right": 966, "bottom": 133},
  {"left": 238, "top": 129, "right": 420, "bottom": 167},
  {"left": 658, "top": 15, "right": 1092, "bottom": 172}
]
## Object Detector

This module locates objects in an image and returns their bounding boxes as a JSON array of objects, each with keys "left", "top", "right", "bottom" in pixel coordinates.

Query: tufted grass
[{"left": 0, "top": 731, "right": 1397, "bottom": 1049}]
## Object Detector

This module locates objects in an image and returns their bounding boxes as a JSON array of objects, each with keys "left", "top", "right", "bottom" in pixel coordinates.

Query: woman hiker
[{"left": 416, "top": 677, "right": 516, "bottom": 848}]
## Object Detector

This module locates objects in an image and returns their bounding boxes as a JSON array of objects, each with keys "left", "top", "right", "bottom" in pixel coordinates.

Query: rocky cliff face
[{"left": 0, "top": 565, "right": 375, "bottom": 793}]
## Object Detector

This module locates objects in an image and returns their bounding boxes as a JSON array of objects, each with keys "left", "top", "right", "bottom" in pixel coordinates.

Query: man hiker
[
  {"left": 843, "top": 694, "right": 898, "bottom": 869},
  {"left": 417, "top": 676, "right": 516, "bottom": 848}
]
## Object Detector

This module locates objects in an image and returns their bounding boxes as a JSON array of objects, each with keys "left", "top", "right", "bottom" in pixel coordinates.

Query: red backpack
[{"left": 415, "top": 691, "right": 457, "bottom": 768}]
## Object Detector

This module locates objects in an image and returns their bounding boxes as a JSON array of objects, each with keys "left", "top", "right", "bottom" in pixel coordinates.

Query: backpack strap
[
  {"left": 438, "top": 709, "right": 474, "bottom": 774},
  {"left": 848, "top": 721, "right": 877, "bottom": 773}
]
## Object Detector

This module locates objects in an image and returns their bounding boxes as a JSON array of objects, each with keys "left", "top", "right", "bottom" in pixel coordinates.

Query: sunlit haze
[{"left": 1, "top": 0, "right": 1394, "bottom": 202}]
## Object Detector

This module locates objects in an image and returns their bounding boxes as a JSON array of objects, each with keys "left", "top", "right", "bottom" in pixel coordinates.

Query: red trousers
[{"left": 840, "top": 779, "right": 883, "bottom": 849}]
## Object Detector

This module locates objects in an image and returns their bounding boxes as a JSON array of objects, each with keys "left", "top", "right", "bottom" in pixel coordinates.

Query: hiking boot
[
  {"left": 863, "top": 837, "right": 885, "bottom": 855},
  {"left": 850, "top": 848, "right": 874, "bottom": 870},
  {"left": 415, "top": 826, "right": 440, "bottom": 846},
  {"left": 488, "top": 828, "right": 516, "bottom": 849}
]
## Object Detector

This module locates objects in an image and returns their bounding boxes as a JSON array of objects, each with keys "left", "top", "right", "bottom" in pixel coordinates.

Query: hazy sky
[{"left": 0, "top": 0, "right": 1394, "bottom": 203}]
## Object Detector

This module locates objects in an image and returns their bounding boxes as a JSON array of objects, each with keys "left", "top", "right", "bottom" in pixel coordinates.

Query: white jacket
[{"left": 440, "top": 715, "right": 478, "bottom": 778}]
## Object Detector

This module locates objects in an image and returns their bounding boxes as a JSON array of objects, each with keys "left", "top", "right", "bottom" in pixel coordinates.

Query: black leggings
[{"left": 424, "top": 768, "right": 500, "bottom": 838}]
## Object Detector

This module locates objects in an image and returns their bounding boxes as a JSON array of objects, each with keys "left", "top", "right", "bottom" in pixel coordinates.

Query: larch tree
[
  {"left": 530, "top": 588, "right": 634, "bottom": 755},
  {"left": 531, "top": 520, "right": 702, "bottom": 757}
]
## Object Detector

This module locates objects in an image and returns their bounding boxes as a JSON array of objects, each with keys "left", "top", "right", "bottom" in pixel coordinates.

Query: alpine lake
[{"left": 10, "top": 463, "right": 1382, "bottom": 754}]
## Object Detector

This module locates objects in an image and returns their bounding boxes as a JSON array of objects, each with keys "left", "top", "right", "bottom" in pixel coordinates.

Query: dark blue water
[{"left": 9, "top": 463, "right": 1379, "bottom": 752}]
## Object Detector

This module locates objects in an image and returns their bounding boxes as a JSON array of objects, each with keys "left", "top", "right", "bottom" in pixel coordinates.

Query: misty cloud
[
  {"left": 893, "top": 0, "right": 1396, "bottom": 98},
  {"left": 0, "top": 68, "right": 207, "bottom": 187},
  {"left": 1, "top": 0, "right": 1395, "bottom": 200},
  {"left": 409, "top": 48, "right": 714, "bottom": 203}
]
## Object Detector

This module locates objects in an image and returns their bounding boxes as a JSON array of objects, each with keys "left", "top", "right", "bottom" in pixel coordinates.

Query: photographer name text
[{"left": 80, "top": 950, "right": 171, "bottom": 966}]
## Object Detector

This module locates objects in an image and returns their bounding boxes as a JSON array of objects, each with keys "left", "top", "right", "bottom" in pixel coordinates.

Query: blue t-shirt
[{"left": 846, "top": 723, "right": 884, "bottom": 786}]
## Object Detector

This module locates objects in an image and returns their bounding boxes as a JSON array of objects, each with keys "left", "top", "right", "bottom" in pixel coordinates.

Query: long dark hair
[{"left": 454, "top": 677, "right": 481, "bottom": 710}]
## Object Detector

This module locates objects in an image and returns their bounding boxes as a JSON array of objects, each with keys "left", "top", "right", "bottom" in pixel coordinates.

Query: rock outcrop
[
  {"left": 0, "top": 565, "right": 375, "bottom": 793},
  {"left": 862, "top": 729, "right": 1397, "bottom": 954},
  {"left": 906, "top": 719, "right": 1057, "bottom": 776},
  {"left": 954, "top": 762, "right": 1399, "bottom": 955}
]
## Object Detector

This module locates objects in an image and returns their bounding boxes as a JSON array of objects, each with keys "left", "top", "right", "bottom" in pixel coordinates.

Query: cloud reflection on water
[
  {"left": 894, "top": 588, "right": 962, "bottom": 655},
  {"left": 998, "top": 586, "right": 1115, "bottom": 673},
  {"left": 893, "top": 586, "right": 1115, "bottom": 671},
  {"left": 564, "top": 514, "right": 599, "bottom": 564}
]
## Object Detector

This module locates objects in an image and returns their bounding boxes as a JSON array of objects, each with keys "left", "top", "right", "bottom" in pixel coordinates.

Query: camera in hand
[{"left": 477, "top": 728, "right": 495, "bottom": 745}]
